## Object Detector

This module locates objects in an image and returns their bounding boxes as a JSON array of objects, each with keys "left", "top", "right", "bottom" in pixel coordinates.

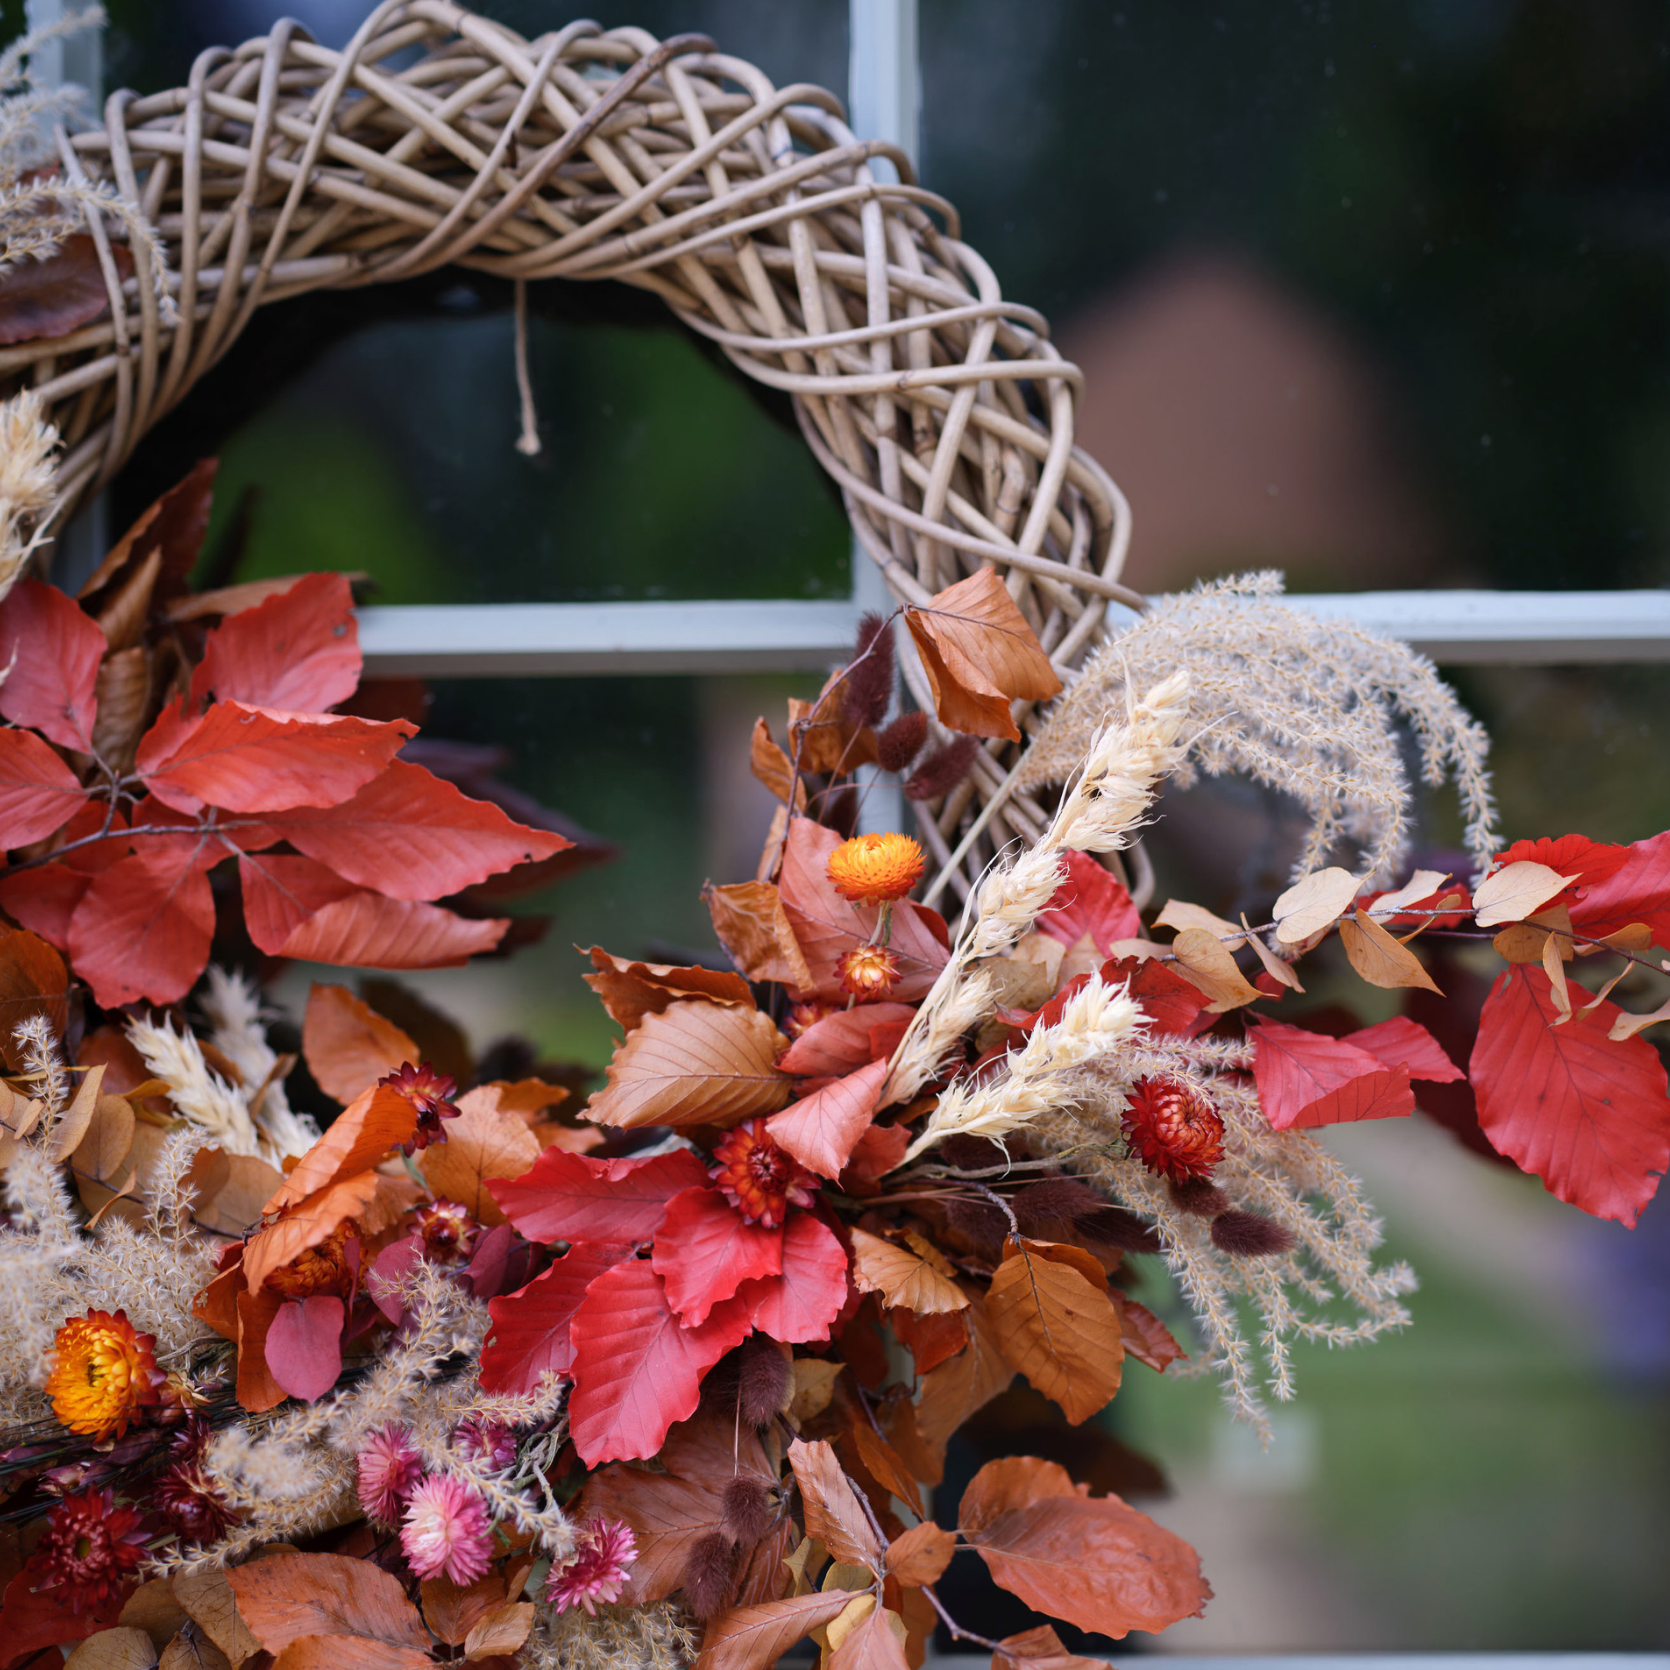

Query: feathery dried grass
[
  {"left": 198, "top": 967, "right": 318, "bottom": 1161},
  {"left": 524, "top": 1599, "right": 697, "bottom": 1670},
  {"left": 1018, "top": 573, "right": 1496, "bottom": 883},
  {"left": 0, "top": 390, "right": 59, "bottom": 597}
]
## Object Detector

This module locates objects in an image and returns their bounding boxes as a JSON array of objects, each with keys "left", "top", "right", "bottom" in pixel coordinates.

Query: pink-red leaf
[
  {"left": 264, "top": 1296, "right": 346, "bottom": 1402},
  {"left": 1034, "top": 852, "right": 1140, "bottom": 955},
  {"left": 1340, "top": 1015, "right": 1464, "bottom": 1083},
  {"left": 567, "top": 1258, "right": 752, "bottom": 1465},
  {"left": 766, "top": 1057, "right": 889, "bottom": 1178},
  {"left": 239, "top": 852, "right": 358, "bottom": 953},
  {"left": 247, "top": 760, "right": 572, "bottom": 899},
  {"left": 652, "top": 1186, "right": 782, "bottom": 1325},
  {"left": 1470, "top": 964, "right": 1670, "bottom": 1226},
  {"left": 137, "top": 700, "right": 413, "bottom": 815},
  {"left": 191, "top": 571, "right": 361, "bottom": 714},
  {"left": 0, "top": 728, "right": 90, "bottom": 847},
  {"left": 738, "top": 1211, "right": 848, "bottom": 1344},
  {"left": 1247, "top": 1015, "right": 1414, "bottom": 1130},
  {"left": 0, "top": 579, "right": 103, "bottom": 752},
  {"left": 479, "top": 1243, "right": 633, "bottom": 1394},
  {"left": 488, "top": 1148, "right": 708, "bottom": 1245},
  {"left": 66, "top": 839, "right": 219, "bottom": 1006},
  {"left": 277, "top": 891, "right": 506, "bottom": 968},
  {"left": 778, "top": 1004, "right": 915, "bottom": 1078},
  {"left": 1570, "top": 830, "right": 1670, "bottom": 947},
  {"left": 1094, "top": 957, "right": 1208, "bottom": 1039}
]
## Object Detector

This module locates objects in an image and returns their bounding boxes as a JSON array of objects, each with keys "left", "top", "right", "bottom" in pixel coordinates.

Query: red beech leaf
[
  {"left": 1340, "top": 1015, "right": 1463, "bottom": 1083},
  {"left": 278, "top": 890, "right": 507, "bottom": 968},
  {"left": 0, "top": 579, "right": 104, "bottom": 752},
  {"left": 737, "top": 1211, "right": 849, "bottom": 1343},
  {"left": 1098, "top": 957, "right": 1208, "bottom": 1038},
  {"left": 136, "top": 700, "right": 413, "bottom": 815},
  {"left": 692, "top": 1592, "right": 857, "bottom": 1670},
  {"left": 1570, "top": 831, "right": 1670, "bottom": 947},
  {"left": 191, "top": 571, "right": 361, "bottom": 714},
  {"left": 479, "top": 1243, "right": 633, "bottom": 1393},
  {"left": 240, "top": 852, "right": 358, "bottom": 954},
  {"left": 264, "top": 1296, "right": 346, "bottom": 1402},
  {"left": 766, "top": 1057, "right": 889, "bottom": 1178},
  {"left": 1493, "top": 835, "right": 1629, "bottom": 906},
  {"left": 1470, "top": 964, "right": 1670, "bottom": 1226},
  {"left": 244, "top": 760, "right": 571, "bottom": 899},
  {"left": 1247, "top": 1015, "right": 1415, "bottom": 1130},
  {"left": 777, "top": 1005, "right": 915, "bottom": 1078},
  {"left": 1035, "top": 853, "right": 1140, "bottom": 955},
  {"left": 582, "top": 946, "right": 753, "bottom": 1034},
  {"left": 651, "top": 1186, "right": 782, "bottom": 1325},
  {"left": 566, "top": 1259, "right": 752, "bottom": 1465},
  {"left": 0, "top": 728, "right": 91, "bottom": 847},
  {"left": 488, "top": 1147, "right": 708, "bottom": 1245},
  {"left": 0, "top": 862, "right": 88, "bottom": 947},
  {"left": 264, "top": 1083, "right": 417, "bottom": 1214},
  {"left": 0, "top": 234, "right": 133, "bottom": 344},
  {"left": 778, "top": 818, "right": 948, "bottom": 1003},
  {"left": 787, "top": 1438, "right": 884, "bottom": 1567},
  {"left": 957, "top": 1456, "right": 1209, "bottom": 1638},
  {"left": 65, "top": 840, "right": 219, "bottom": 1006},
  {"left": 224, "top": 1551, "right": 429, "bottom": 1653},
  {"left": 0, "top": 1567, "right": 119, "bottom": 1664}
]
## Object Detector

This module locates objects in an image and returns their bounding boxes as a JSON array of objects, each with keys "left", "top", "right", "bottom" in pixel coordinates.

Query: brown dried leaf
[
  {"left": 828, "top": 1602, "right": 910, "bottom": 1670},
  {"left": 903, "top": 568, "right": 1062, "bottom": 742},
  {"left": 301, "top": 984, "right": 416, "bottom": 1105},
  {"left": 418, "top": 1084, "right": 540, "bottom": 1225},
  {"left": 915, "top": 1286, "right": 1013, "bottom": 1466},
  {"left": 582, "top": 947, "right": 754, "bottom": 1035},
  {"left": 586, "top": 999, "right": 789, "bottom": 1129},
  {"left": 703, "top": 881, "right": 814, "bottom": 990},
  {"left": 64, "top": 1629, "right": 158, "bottom": 1670},
  {"left": 788, "top": 1438, "right": 885, "bottom": 1568},
  {"left": 884, "top": 1522, "right": 956, "bottom": 1587},
  {"left": 578, "top": 1459, "right": 732, "bottom": 1604},
  {"left": 848, "top": 1227, "right": 969, "bottom": 1314},
  {"left": 182, "top": 1148, "right": 285, "bottom": 1237},
  {"left": 419, "top": 1577, "right": 506, "bottom": 1649},
  {"left": 0, "top": 925, "right": 69, "bottom": 1071},
  {"left": 750, "top": 718, "right": 807, "bottom": 809},
  {"left": 120, "top": 1581, "right": 191, "bottom": 1652},
  {"left": 463, "top": 1604, "right": 534, "bottom": 1661},
  {"left": 1472, "top": 860, "right": 1573, "bottom": 928},
  {"left": 1338, "top": 910, "right": 1442, "bottom": 994},
  {"left": 48, "top": 1063, "right": 105, "bottom": 1161},
  {"left": 1272, "top": 867, "right": 1360, "bottom": 946},
  {"left": 986, "top": 1240, "right": 1124, "bottom": 1424},
  {"left": 158, "top": 1627, "right": 233, "bottom": 1670},
  {"left": 1168, "top": 928, "right": 1260, "bottom": 1012},
  {"left": 91, "top": 646, "right": 154, "bottom": 775},
  {"left": 852, "top": 1420, "right": 926, "bottom": 1517},
  {"left": 695, "top": 1592, "right": 857, "bottom": 1670},
  {"left": 789, "top": 1357, "right": 846, "bottom": 1423},
  {"left": 991, "top": 1624, "right": 1111, "bottom": 1670},
  {"left": 171, "top": 1568, "right": 260, "bottom": 1667},
  {"left": 269, "top": 1639, "right": 431, "bottom": 1670},
  {"left": 1492, "top": 905, "right": 1574, "bottom": 965},
  {"left": 224, "top": 1553, "right": 428, "bottom": 1655},
  {"left": 0, "top": 235, "right": 133, "bottom": 344}
]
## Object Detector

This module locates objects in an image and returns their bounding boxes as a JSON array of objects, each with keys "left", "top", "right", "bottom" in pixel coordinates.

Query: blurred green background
[{"left": 18, "top": 0, "right": 1670, "bottom": 1649}]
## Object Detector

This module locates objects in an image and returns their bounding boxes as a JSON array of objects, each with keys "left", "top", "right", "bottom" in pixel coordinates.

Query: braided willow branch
[{"left": 7, "top": 2, "right": 1140, "bottom": 895}]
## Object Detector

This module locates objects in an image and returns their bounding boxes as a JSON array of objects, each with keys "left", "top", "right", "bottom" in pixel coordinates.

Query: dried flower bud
[
  {"left": 720, "top": 1475, "right": 773, "bottom": 1545},
  {"left": 843, "top": 613, "right": 896, "bottom": 728},
  {"left": 1074, "top": 1205, "right": 1163, "bottom": 1254},
  {"left": 1012, "top": 1178, "right": 1101, "bottom": 1237},
  {"left": 414, "top": 1198, "right": 480, "bottom": 1262},
  {"left": 735, "top": 1335, "right": 790, "bottom": 1426},
  {"left": 1210, "top": 1210, "right": 1296, "bottom": 1257},
  {"left": 904, "top": 735, "right": 981, "bottom": 802},
  {"left": 680, "top": 1530, "right": 737, "bottom": 1618},
  {"left": 784, "top": 1001, "right": 834, "bottom": 1039},
  {"left": 838, "top": 943, "right": 900, "bottom": 1001},
  {"left": 382, "top": 1061, "right": 461, "bottom": 1154},
  {"left": 1169, "top": 1177, "right": 1230, "bottom": 1218},
  {"left": 943, "top": 1195, "right": 1008, "bottom": 1250},
  {"left": 876, "top": 710, "right": 928, "bottom": 773}
]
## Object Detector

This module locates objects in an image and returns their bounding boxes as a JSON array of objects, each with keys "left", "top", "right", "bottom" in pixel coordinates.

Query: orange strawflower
[
  {"left": 826, "top": 832, "right": 925, "bottom": 904},
  {"left": 784, "top": 1001, "right": 834, "bottom": 1040},
  {"left": 839, "top": 943, "right": 901, "bottom": 1000},
  {"left": 709, "top": 1119, "right": 819, "bottom": 1228},
  {"left": 46, "top": 1309, "right": 166, "bottom": 1441}
]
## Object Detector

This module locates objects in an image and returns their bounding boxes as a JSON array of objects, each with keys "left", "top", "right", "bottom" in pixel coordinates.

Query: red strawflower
[
  {"left": 29, "top": 1488, "right": 149, "bottom": 1610},
  {"left": 413, "top": 1198, "right": 480, "bottom": 1262},
  {"left": 545, "top": 1518, "right": 638, "bottom": 1615},
  {"left": 709, "top": 1120, "right": 819, "bottom": 1228},
  {"left": 1122, "top": 1076, "right": 1225, "bottom": 1183},
  {"left": 381, "top": 1061, "right": 460, "bottom": 1153},
  {"left": 154, "top": 1419, "right": 237, "bottom": 1544}
]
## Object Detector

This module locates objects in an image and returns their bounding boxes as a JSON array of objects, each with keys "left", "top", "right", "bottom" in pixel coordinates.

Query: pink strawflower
[
  {"left": 401, "top": 1472, "right": 493, "bottom": 1584},
  {"left": 455, "top": 1417, "right": 517, "bottom": 1472},
  {"left": 357, "top": 1422, "right": 423, "bottom": 1527},
  {"left": 544, "top": 1517, "right": 638, "bottom": 1615}
]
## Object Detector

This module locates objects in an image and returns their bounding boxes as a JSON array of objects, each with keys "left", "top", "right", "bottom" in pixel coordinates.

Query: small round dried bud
[
  {"left": 838, "top": 943, "right": 901, "bottom": 1001},
  {"left": 1121, "top": 1077, "right": 1225, "bottom": 1183},
  {"left": 720, "top": 1475, "right": 773, "bottom": 1545},
  {"left": 414, "top": 1198, "right": 481, "bottom": 1263},
  {"left": 784, "top": 1001, "right": 834, "bottom": 1040},
  {"left": 1169, "top": 1177, "right": 1230, "bottom": 1218},
  {"left": 680, "top": 1530, "right": 737, "bottom": 1618},
  {"left": 1210, "top": 1210, "right": 1296, "bottom": 1257},
  {"left": 876, "top": 710, "right": 928, "bottom": 774},
  {"left": 735, "top": 1336, "right": 790, "bottom": 1427}
]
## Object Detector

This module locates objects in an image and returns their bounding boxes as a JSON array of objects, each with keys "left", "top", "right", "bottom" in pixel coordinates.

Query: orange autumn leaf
[
  {"left": 848, "top": 1227, "right": 969, "bottom": 1315},
  {"left": 270, "top": 1639, "right": 432, "bottom": 1670},
  {"left": 787, "top": 1438, "right": 884, "bottom": 1568},
  {"left": 419, "top": 1576, "right": 507, "bottom": 1649},
  {"left": 885, "top": 1521, "right": 956, "bottom": 1587},
  {"left": 302, "top": 983, "right": 416, "bottom": 1105},
  {"left": 903, "top": 568, "right": 1062, "bottom": 742},
  {"left": 703, "top": 880, "right": 814, "bottom": 990},
  {"left": 263, "top": 1084, "right": 416, "bottom": 1213},
  {"left": 585, "top": 999, "right": 790, "bottom": 1129},
  {"left": 225, "top": 1553, "right": 429, "bottom": 1656},
  {"left": 241, "top": 1171, "right": 382, "bottom": 1292},
  {"left": 582, "top": 947, "right": 754, "bottom": 1035},
  {"left": 852, "top": 1419, "right": 926, "bottom": 1517},
  {"left": 417, "top": 1084, "right": 540, "bottom": 1226},
  {"left": 992, "top": 1624, "right": 1113, "bottom": 1670},
  {"left": 915, "top": 1286, "right": 1014, "bottom": 1466},
  {"left": 986, "top": 1240, "right": 1124, "bottom": 1423},
  {"left": 749, "top": 717, "right": 806, "bottom": 809}
]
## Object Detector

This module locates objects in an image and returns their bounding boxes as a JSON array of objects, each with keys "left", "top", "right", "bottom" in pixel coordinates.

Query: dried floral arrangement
[{"left": 3, "top": 10, "right": 1670, "bottom": 1670}]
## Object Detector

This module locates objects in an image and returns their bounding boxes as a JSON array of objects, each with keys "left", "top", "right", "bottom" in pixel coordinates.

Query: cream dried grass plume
[
  {"left": 0, "top": 390, "right": 59, "bottom": 598},
  {"left": 524, "top": 1600, "right": 697, "bottom": 1670},
  {"left": 1018, "top": 572, "right": 1497, "bottom": 883},
  {"left": 198, "top": 967, "right": 319, "bottom": 1161}
]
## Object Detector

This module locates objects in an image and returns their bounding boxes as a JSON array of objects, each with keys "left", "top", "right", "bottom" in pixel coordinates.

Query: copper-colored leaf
[
  {"left": 1473, "top": 860, "right": 1573, "bottom": 928},
  {"left": 695, "top": 1592, "right": 857, "bottom": 1670},
  {"left": 991, "top": 1624, "right": 1111, "bottom": 1670},
  {"left": 1337, "top": 909, "right": 1442, "bottom": 993},
  {"left": 1167, "top": 928, "right": 1260, "bottom": 1013},
  {"left": 787, "top": 1438, "right": 885, "bottom": 1568},
  {"left": 827, "top": 1602, "right": 910, "bottom": 1670},
  {"left": 852, "top": 1421, "right": 926, "bottom": 1517},
  {"left": 1109, "top": 1293, "right": 1187, "bottom": 1373},
  {"left": 986, "top": 1241, "right": 1124, "bottom": 1423},
  {"left": 586, "top": 999, "right": 790, "bottom": 1129},
  {"left": 704, "top": 881, "right": 814, "bottom": 990},
  {"left": 915, "top": 1287, "right": 1013, "bottom": 1464},
  {"left": 170, "top": 1569, "right": 260, "bottom": 1667},
  {"left": 419, "top": 1577, "right": 506, "bottom": 1649},
  {"left": 269, "top": 1639, "right": 431, "bottom": 1670},
  {"left": 958, "top": 1457, "right": 1209, "bottom": 1639},
  {"left": 903, "top": 568, "right": 1062, "bottom": 742},
  {"left": 462, "top": 1604, "right": 534, "bottom": 1661},
  {"left": 0, "top": 235, "right": 134, "bottom": 343},
  {"left": 301, "top": 984, "right": 417, "bottom": 1105},
  {"left": 158, "top": 1629, "right": 231, "bottom": 1670},
  {"left": 48, "top": 1062, "right": 105, "bottom": 1161},
  {"left": 119, "top": 1582, "right": 190, "bottom": 1652},
  {"left": 0, "top": 925, "right": 69, "bottom": 1073},
  {"left": 885, "top": 1522, "right": 956, "bottom": 1587},
  {"left": 1271, "top": 867, "right": 1359, "bottom": 946},
  {"left": 767, "top": 1059, "right": 889, "bottom": 1180},
  {"left": 582, "top": 947, "right": 754, "bottom": 1034},
  {"left": 224, "top": 1554, "right": 428, "bottom": 1655},
  {"left": 418, "top": 1084, "right": 540, "bottom": 1226},
  {"left": 579, "top": 1463, "right": 730, "bottom": 1604},
  {"left": 241, "top": 1171, "right": 382, "bottom": 1292},
  {"left": 181, "top": 1149, "right": 286, "bottom": 1238},
  {"left": 264, "top": 1083, "right": 416, "bottom": 1212},
  {"left": 848, "top": 1228, "right": 969, "bottom": 1315},
  {"left": 750, "top": 718, "right": 806, "bottom": 808}
]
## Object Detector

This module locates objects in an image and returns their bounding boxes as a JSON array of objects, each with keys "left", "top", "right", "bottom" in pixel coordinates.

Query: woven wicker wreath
[{"left": 8, "top": 1, "right": 1145, "bottom": 898}]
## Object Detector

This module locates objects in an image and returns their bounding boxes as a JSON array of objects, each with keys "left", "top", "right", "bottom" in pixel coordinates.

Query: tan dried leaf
[
  {"left": 788, "top": 1438, "right": 885, "bottom": 1568},
  {"left": 703, "top": 882, "right": 814, "bottom": 989},
  {"left": 301, "top": 984, "right": 416, "bottom": 1105},
  {"left": 462, "top": 1604, "right": 533, "bottom": 1661},
  {"left": 1608, "top": 993, "right": 1670, "bottom": 1042},
  {"left": 1366, "top": 869, "right": 1451, "bottom": 920},
  {"left": 1472, "top": 860, "right": 1573, "bottom": 928},
  {"left": 418, "top": 1084, "right": 540, "bottom": 1225},
  {"left": 171, "top": 1568, "right": 261, "bottom": 1667},
  {"left": 1240, "top": 918, "right": 1303, "bottom": 992},
  {"left": 885, "top": 1521, "right": 956, "bottom": 1587},
  {"left": 986, "top": 1240, "right": 1125, "bottom": 1424},
  {"left": 1543, "top": 933, "right": 1573, "bottom": 1024},
  {"left": 158, "top": 1627, "right": 232, "bottom": 1670},
  {"left": 224, "top": 1553, "right": 428, "bottom": 1655},
  {"left": 72, "top": 1091, "right": 135, "bottom": 1183},
  {"left": 789, "top": 1357, "right": 845, "bottom": 1424},
  {"left": 120, "top": 1581, "right": 191, "bottom": 1651},
  {"left": 750, "top": 718, "right": 806, "bottom": 809},
  {"left": 903, "top": 567, "right": 1063, "bottom": 742},
  {"left": 49, "top": 1062, "right": 105, "bottom": 1160},
  {"left": 1338, "top": 910, "right": 1442, "bottom": 993},
  {"left": 1168, "top": 928, "right": 1260, "bottom": 1012},
  {"left": 65, "top": 1628, "right": 158, "bottom": 1670},
  {"left": 1272, "top": 867, "right": 1360, "bottom": 946},
  {"left": 1492, "top": 905, "right": 1574, "bottom": 965},
  {"left": 586, "top": 999, "right": 789, "bottom": 1129},
  {"left": 1152, "top": 900, "right": 1245, "bottom": 947},
  {"left": 182, "top": 1148, "right": 285, "bottom": 1237},
  {"left": 1580, "top": 922, "right": 1653, "bottom": 956},
  {"left": 828, "top": 1602, "right": 910, "bottom": 1670},
  {"left": 848, "top": 1227, "right": 969, "bottom": 1314}
]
